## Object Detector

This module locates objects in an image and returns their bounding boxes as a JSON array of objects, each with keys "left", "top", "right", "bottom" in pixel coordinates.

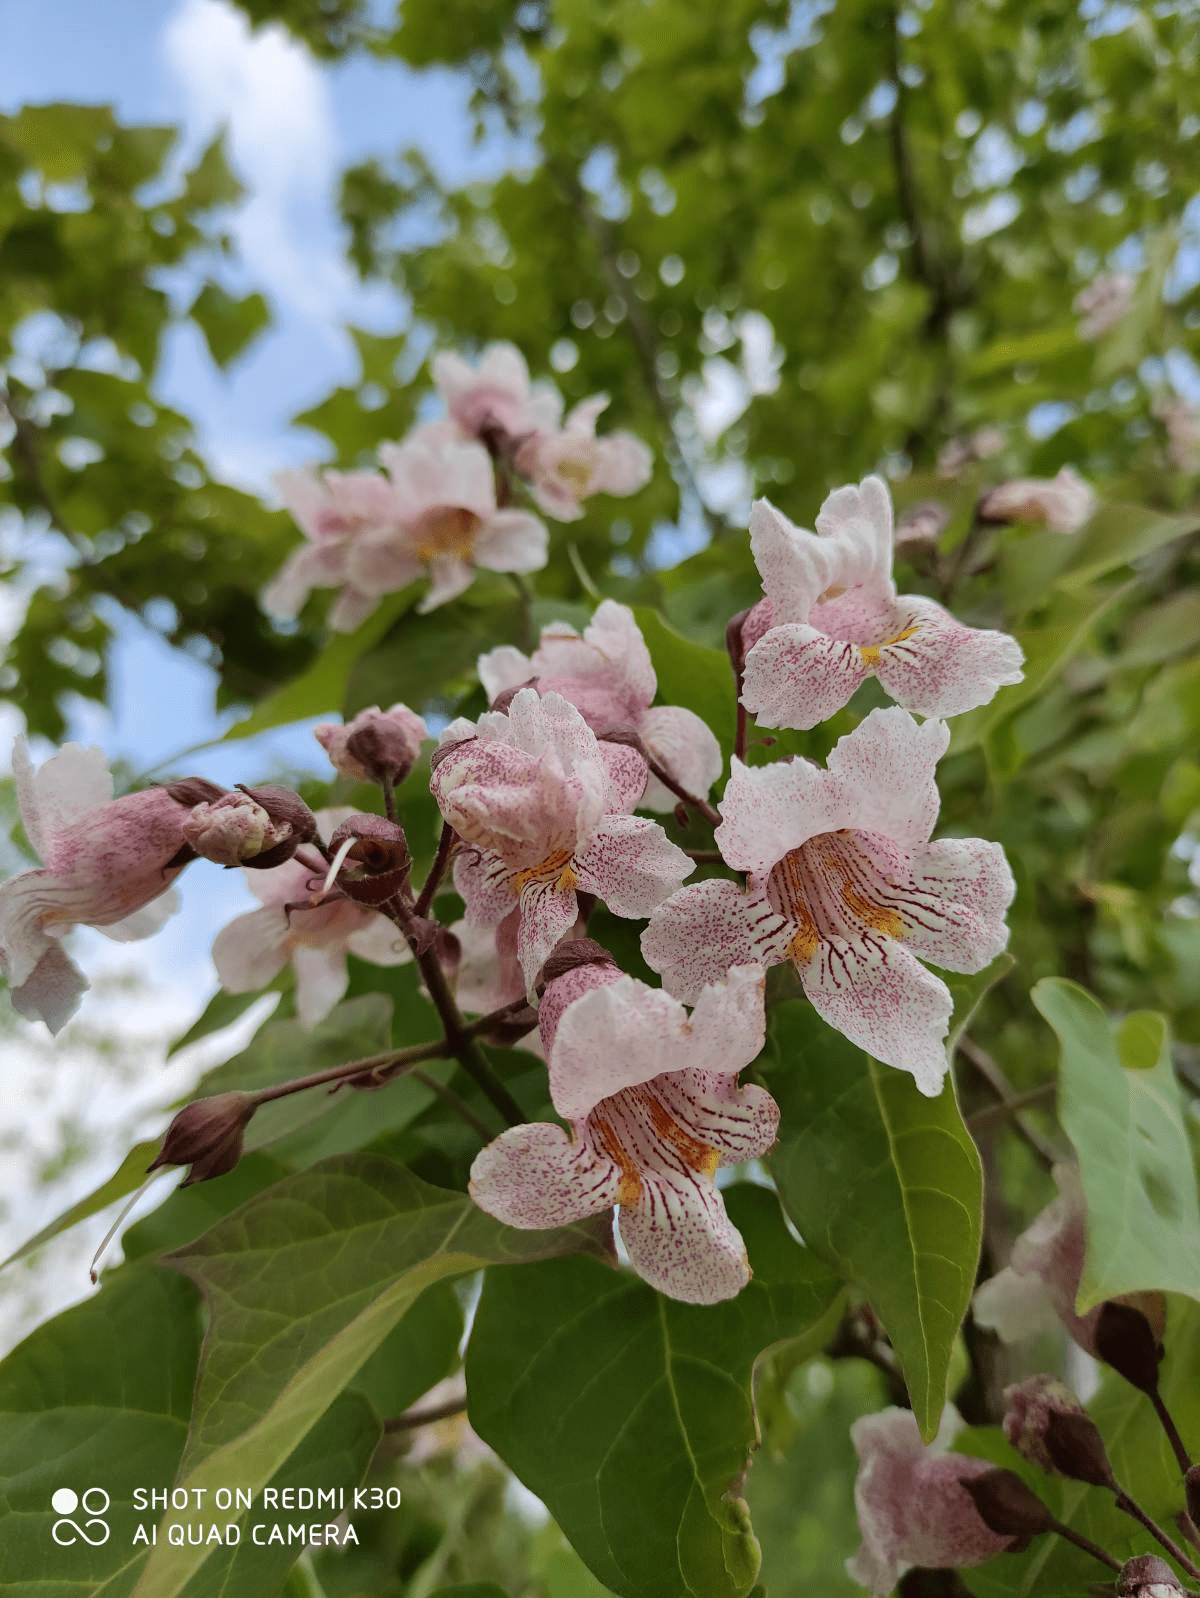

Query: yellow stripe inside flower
[
  {"left": 511, "top": 847, "right": 578, "bottom": 895},
  {"left": 860, "top": 624, "right": 918, "bottom": 667}
]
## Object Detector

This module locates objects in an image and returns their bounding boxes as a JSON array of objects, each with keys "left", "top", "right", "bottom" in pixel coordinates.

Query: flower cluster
[{"left": 262, "top": 343, "right": 651, "bottom": 627}]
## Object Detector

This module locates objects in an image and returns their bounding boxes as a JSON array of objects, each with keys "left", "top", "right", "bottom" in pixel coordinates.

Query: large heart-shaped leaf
[
  {"left": 1032, "top": 978, "right": 1200, "bottom": 1308},
  {"left": 762, "top": 1001, "right": 982, "bottom": 1439},
  {"left": 466, "top": 1185, "right": 843, "bottom": 1598}
]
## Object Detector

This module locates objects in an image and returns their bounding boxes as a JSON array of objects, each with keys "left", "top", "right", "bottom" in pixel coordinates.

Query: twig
[
  {"left": 643, "top": 751, "right": 720, "bottom": 826},
  {"left": 684, "top": 848, "right": 724, "bottom": 863},
  {"left": 251, "top": 1038, "right": 449, "bottom": 1105},
  {"left": 383, "top": 1394, "right": 468, "bottom": 1433},
  {"left": 957, "top": 1036, "right": 1060, "bottom": 1167},
  {"left": 1115, "top": 1491, "right": 1200, "bottom": 1581},
  {"left": 414, "top": 821, "right": 457, "bottom": 917},
  {"left": 410, "top": 1069, "right": 495, "bottom": 1142}
]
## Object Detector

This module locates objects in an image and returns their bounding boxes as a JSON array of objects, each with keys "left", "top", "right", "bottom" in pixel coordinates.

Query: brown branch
[
  {"left": 383, "top": 1394, "right": 468, "bottom": 1432},
  {"left": 957, "top": 1036, "right": 1061, "bottom": 1167}
]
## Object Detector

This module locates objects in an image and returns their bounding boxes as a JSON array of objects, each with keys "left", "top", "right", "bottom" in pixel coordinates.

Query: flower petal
[
  {"left": 901, "top": 838, "right": 1014, "bottom": 973},
  {"left": 212, "top": 906, "right": 291, "bottom": 994},
  {"left": 474, "top": 510, "right": 549, "bottom": 574},
  {"left": 14, "top": 735, "right": 113, "bottom": 860},
  {"left": 741, "top": 622, "right": 870, "bottom": 729},
  {"left": 452, "top": 848, "right": 519, "bottom": 928},
  {"left": 618, "top": 1170, "right": 751, "bottom": 1304},
  {"left": 799, "top": 935, "right": 952, "bottom": 1094},
  {"left": 599, "top": 741, "right": 648, "bottom": 812},
  {"left": 419, "top": 554, "right": 475, "bottom": 613},
  {"left": 573, "top": 813, "right": 692, "bottom": 917},
  {"left": 470, "top": 1121, "right": 620, "bottom": 1228},
  {"left": 871, "top": 595, "right": 1024, "bottom": 719},
  {"left": 477, "top": 643, "right": 535, "bottom": 702},
  {"left": 292, "top": 944, "right": 349, "bottom": 1028},
  {"left": 716, "top": 753, "right": 850, "bottom": 874},
  {"left": 824, "top": 707, "right": 949, "bottom": 851},
  {"left": 549, "top": 976, "right": 693, "bottom": 1116},
  {"left": 9, "top": 939, "right": 87, "bottom": 1035},
  {"left": 515, "top": 877, "right": 580, "bottom": 991},
  {"left": 639, "top": 704, "right": 723, "bottom": 813},
  {"left": 345, "top": 911, "right": 411, "bottom": 967},
  {"left": 665, "top": 1068, "right": 779, "bottom": 1162},
  {"left": 328, "top": 585, "right": 381, "bottom": 633},
  {"left": 99, "top": 888, "right": 181, "bottom": 943},
  {"left": 641, "top": 879, "right": 788, "bottom": 1003}
]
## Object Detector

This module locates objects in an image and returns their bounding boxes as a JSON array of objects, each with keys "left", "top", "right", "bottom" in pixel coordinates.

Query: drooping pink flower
[
  {"left": 347, "top": 428, "right": 548, "bottom": 614},
  {"left": 470, "top": 958, "right": 777, "bottom": 1303},
  {"left": 848, "top": 1407, "right": 1016, "bottom": 1596},
  {"left": 516, "top": 395, "right": 653, "bottom": 523},
  {"left": 641, "top": 708, "right": 1014, "bottom": 1093},
  {"left": 0, "top": 738, "right": 192, "bottom": 1033},
  {"left": 262, "top": 466, "right": 401, "bottom": 632},
  {"left": 978, "top": 466, "right": 1097, "bottom": 535},
  {"left": 211, "top": 808, "right": 410, "bottom": 1027},
  {"left": 432, "top": 341, "right": 563, "bottom": 442},
  {"left": 1073, "top": 272, "right": 1136, "bottom": 340},
  {"left": 478, "top": 601, "right": 722, "bottom": 813},
  {"left": 741, "top": 477, "right": 1024, "bottom": 728},
  {"left": 315, "top": 703, "right": 428, "bottom": 785},
  {"left": 430, "top": 690, "right": 691, "bottom": 993}
]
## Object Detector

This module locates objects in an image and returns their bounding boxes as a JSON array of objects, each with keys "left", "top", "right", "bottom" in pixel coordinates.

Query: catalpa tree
[{"left": 2, "top": 3, "right": 1200, "bottom": 1597}]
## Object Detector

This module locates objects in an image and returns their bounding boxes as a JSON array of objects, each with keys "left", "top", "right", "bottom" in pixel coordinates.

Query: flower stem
[
  {"left": 1149, "top": 1388, "right": 1194, "bottom": 1475},
  {"left": 250, "top": 1039, "right": 449, "bottom": 1105},
  {"left": 410, "top": 1069, "right": 495, "bottom": 1142},
  {"left": 380, "top": 771, "right": 397, "bottom": 824},
  {"left": 1115, "top": 1492, "right": 1200, "bottom": 1581},
  {"left": 643, "top": 752, "right": 720, "bottom": 826},
  {"left": 1047, "top": 1517, "right": 1123, "bottom": 1574},
  {"left": 414, "top": 820, "right": 457, "bottom": 917}
]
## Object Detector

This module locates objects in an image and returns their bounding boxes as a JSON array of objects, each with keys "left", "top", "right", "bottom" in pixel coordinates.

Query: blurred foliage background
[{"left": 3, "top": 1, "right": 1200, "bottom": 1595}]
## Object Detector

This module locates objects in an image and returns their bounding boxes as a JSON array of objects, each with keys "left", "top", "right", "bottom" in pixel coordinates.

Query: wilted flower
[
  {"left": 741, "top": 477, "right": 1024, "bottom": 728},
  {"left": 1074, "top": 272, "right": 1136, "bottom": 339},
  {"left": 516, "top": 395, "right": 653, "bottom": 523},
  {"left": 642, "top": 708, "right": 1014, "bottom": 1093},
  {"left": 1003, "top": 1375, "right": 1115, "bottom": 1487},
  {"left": 1, "top": 738, "right": 193, "bottom": 1033},
  {"left": 147, "top": 1092, "right": 257, "bottom": 1186},
  {"left": 315, "top": 703, "right": 428, "bottom": 785},
  {"left": 211, "top": 808, "right": 410, "bottom": 1027},
  {"left": 430, "top": 690, "right": 691, "bottom": 992},
  {"left": 262, "top": 466, "right": 400, "bottom": 632},
  {"left": 478, "top": 601, "right": 722, "bottom": 812},
  {"left": 349, "top": 428, "right": 548, "bottom": 613},
  {"left": 470, "top": 957, "right": 776, "bottom": 1303},
  {"left": 978, "top": 466, "right": 1097, "bottom": 534},
  {"left": 848, "top": 1408, "right": 1018, "bottom": 1596}
]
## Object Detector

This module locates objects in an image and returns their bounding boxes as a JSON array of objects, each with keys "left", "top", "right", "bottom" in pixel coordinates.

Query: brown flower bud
[
  {"left": 164, "top": 777, "right": 227, "bottom": 807},
  {"left": 490, "top": 680, "right": 537, "bottom": 713},
  {"left": 147, "top": 1093, "right": 256, "bottom": 1186},
  {"left": 1118, "top": 1555, "right": 1185, "bottom": 1597},
  {"left": 1004, "top": 1376, "right": 1116, "bottom": 1487},
  {"left": 326, "top": 814, "right": 411, "bottom": 904},
  {"left": 725, "top": 606, "right": 753, "bottom": 675},
  {"left": 1094, "top": 1298, "right": 1165, "bottom": 1394},
  {"left": 315, "top": 704, "right": 428, "bottom": 786},
  {"left": 430, "top": 735, "right": 475, "bottom": 773},
  {"left": 960, "top": 1468, "right": 1058, "bottom": 1540},
  {"left": 895, "top": 499, "right": 950, "bottom": 549},
  {"left": 538, "top": 938, "right": 618, "bottom": 989},
  {"left": 234, "top": 785, "right": 318, "bottom": 861}
]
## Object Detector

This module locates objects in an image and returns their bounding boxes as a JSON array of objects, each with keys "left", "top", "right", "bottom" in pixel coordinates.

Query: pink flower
[
  {"left": 211, "top": 809, "right": 410, "bottom": 1027},
  {"left": 469, "top": 959, "right": 777, "bottom": 1303},
  {"left": 1074, "top": 272, "right": 1136, "bottom": 340},
  {"left": 262, "top": 466, "right": 400, "bottom": 632},
  {"left": 432, "top": 342, "right": 563, "bottom": 441},
  {"left": 978, "top": 466, "right": 1097, "bottom": 534},
  {"left": 0, "top": 738, "right": 191, "bottom": 1033},
  {"left": 182, "top": 792, "right": 294, "bottom": 868},
  {"left": 973, "top": 1164, "right": 1099, "bottom": 1352},
  {"left": 315, "top": 703, "right": 428, "bottom": 785},
  {"left": 478, "top": 601, "right": 722, "bottom": 812},
  {"left": 1155, "top": 397, "right": 1200, "bottom": 474},
  {"left": 348, "top": 429, "right": 548, "bottom": 613},
  {"left": 936, "top": 427, "right": 1005, "bottom": 478},
  {"left": 741, "top": 477, "right": 1024, "bottom": 728},
  {"left": 848, "top": 1407, "right": 1015, "bottom": 1596},
  {"left": 516, "top": 396, "right": 653, "bottom": 523},
  {"left": 641, "top": 708, "right": 1014, "bottom": 1093},
  {"left": 430, "top": 690, "right": 692, "bottom": 993}
]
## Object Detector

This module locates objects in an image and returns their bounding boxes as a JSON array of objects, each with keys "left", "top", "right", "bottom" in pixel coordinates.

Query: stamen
[{"left": 320, "top": 834, "right": 357, "bottom": 896}]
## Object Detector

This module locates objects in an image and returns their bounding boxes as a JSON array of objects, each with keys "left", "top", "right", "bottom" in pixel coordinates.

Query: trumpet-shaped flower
[
  {"left": 848, "top": 1408, "right": 1015, "bottom": 1596},
  {"left": 642, "top": 708, "right": 1014, "bottom": 1093},
  {"left": 516, "top": 395, "right": 653, "bottom": 522},
  {"left": 978, "top": 466, "right": 1098, "bottom": 534},
  {"left": 432, "top": 341, "right": 563, "bottom": 441},
  {"left": 348, "top": 429, "right": 548, "bottom": 614},
  {"left": 212, "top": 809, "right": 409, "bottom": 1027},
  {"left": 478, "top": 601, "right": 722, "bottom": 812},
  {"left": 1, "top": 738, "right": 191, "bottom": 1033},
  {"left": 262, "top": 466, "right": 400, "bottom": 632},
  {"left": 741, "top": 477, "right": 1024, "bottom": 728},
  {"left": 470, "top": 959, "right": 777, "bottom": 1303},
  {"left": 431, "top": 690, "right": 691, "bottom": 992}
]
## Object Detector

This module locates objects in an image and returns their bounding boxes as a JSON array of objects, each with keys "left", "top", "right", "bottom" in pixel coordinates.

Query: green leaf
[
  {"left": 130, "top": 1157, "right": 609, "bottom": 1598},
  {"left": 1056, "top": 504, "right": 1200, "bottom": 589},
  {"left": 428, "top": 1587, "right": 512, "bottom": 1597},
  {"left": 1031, "top": 978, "right": 1200, "bottom": 1307},
  {"left": 225, "top": 593, "right": 414, "bottom": 741},
  {"left": 189, "top": 282, "right": 270, "bottom": 368},
  {"left": 0, "top": 1138, "right": 159, "bottom": 1269},
  {"left": 633, "top": 607, "right": 737, "bottom": 757},
  {"left": 0, "top": 1264, "right": 201, "bottom": 1598},
  {"left": 467, "top": 1185, "right": 843, "bottom": 1598},
  {"left": 166, "top": 983, "right": 275, "bottom": 1060},
  {"left": 763, "top": 1001, "right": 982, "bottom": 1440}
]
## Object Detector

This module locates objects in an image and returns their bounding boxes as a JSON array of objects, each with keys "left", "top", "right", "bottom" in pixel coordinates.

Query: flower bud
[
  {"left": 537, "top": 939, "right": 621, "bottom": 1054},
  {"left": 235, "top": 785, "right": 318, "bottom": 858},
  {"left": 1094, "top": 1298, "right": 1165, "bottom": 1393},
  {"left": 147, "top": 1092, "right": 256, "bottom": 1186},
  {"left": 960, "top": 1468, "right": 1058, "bottom": 1540},
  {"left": 326, "top": 813, "right": 411, "bottom": 904},
  {"left": 315, "top": 704, "right": 428, "bottom": 786},
  {"left": 1118, "top": 1555, "right": 1185, "bottom": 1598},
  {"left": 1003, "top": 1375, "right": 1115, "bottom": 1488},
  {"left": 490, "top": 680, "right": 537, "bottom": 714},
  {"left": 164, "top": 777, "right": 227, "bottom": 807},
  {"left": 182, "top": 792, "right": 295, "bottom": 868}
]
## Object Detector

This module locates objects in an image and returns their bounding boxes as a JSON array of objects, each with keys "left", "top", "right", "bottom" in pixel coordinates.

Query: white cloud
[{"left": 161, "top": 0, "right": 357, "bottom": 322}]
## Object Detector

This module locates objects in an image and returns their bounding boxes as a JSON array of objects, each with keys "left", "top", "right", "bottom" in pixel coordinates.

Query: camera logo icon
[{"left": 50, "top": 1487, "right": 111, "bottom": 1546}]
